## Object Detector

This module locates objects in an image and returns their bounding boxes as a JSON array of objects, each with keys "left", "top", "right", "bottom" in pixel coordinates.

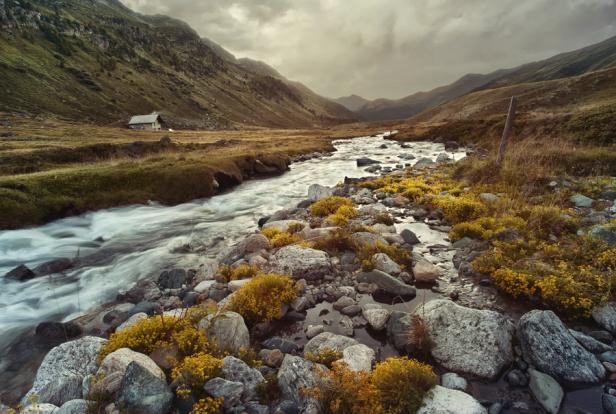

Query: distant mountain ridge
[
  {"left": 334, "top": 94, "right": 371, "bottom": 112},
  {"left": 0, "top": 0, "right": 355, "bottom": 128},
  {"left": 354, "top": 35, "right": 616, "bottom": 122}
]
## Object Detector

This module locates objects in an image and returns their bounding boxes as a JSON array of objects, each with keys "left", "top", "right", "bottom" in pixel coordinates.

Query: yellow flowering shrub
[
  {"left": 357, "top": 241, "right": 412, "bottom": 271},
  {"left": 520, "top": 205, "right": 578, "bottom": 238},
  {"left": 190, "top": 397, "right": 224, "bottom": 414},
  {"left": 449, "top": 215, "right": 526, "bottom": 241},
  {"left": 261, "top": 227, "right": 283, "bottom": 239},
  {"left": 228, "top": 273, "right": 297, "bottom": 323},
  {"left": 218, "top": 264, "right": 260, "bottom": 282},
  {"left": 596, "top": 248, "right": 616, "bottom": 270},
  {"left": 491, "top": 268, "right": 535, "bottom": 298},
  {"left": 171, "top": 352, "right": 223, "bottom": 391},
  {"left": 305, "top": 348, "right": 342, "bottom": 368},
  {"left": 371, "top": 357, "right": 437, "bottom": 414},
  {"left": 327, "top": 205, "right": 358, "bottom": 227},
  {"left": 306, "top": 362, "right": 384, "bottom": 414},
  {"left": 431, "top": 194, "right": 488, "bottom": 223},
  {"left": 310, "top": 196, "right": 354, "bottom": 217}
]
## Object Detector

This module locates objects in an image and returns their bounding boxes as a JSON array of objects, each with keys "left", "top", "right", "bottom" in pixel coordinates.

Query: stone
[
  {"left": 400, "top": 229, "right": 421, "bottom": 245},
  {"left": 362, "top": 304, "right": 390, "bottom": 331},
  {"left": 413, "top": 259, "right": 441, "bottom": 283},
  {"left": 414, "top": 157, "right": 435, "bottom": 167},
  {"left": 441, "top": 372, "right": 468, "bottom": 391},
  {"left": 350, "top": 232, "right": 388, "bottom": 248},
  {"left": 570, "top": 193, "right": 594, "bottom": 208},
  {"left": 387, "top": 311, "right": 413, "bottom": 352},
  {"left": 221, "top": 356, "right": 265, "bottom": 401},
  {"left": 23, "top": 336, "right": 107, "bottom": 406},
  {"left": 479, "top": 193, "right": 499, "bottom": 203},
  {"left": 341, "top": 305, "right": 361, "bottom": 316},
  {"left": 304, "top": 332, "right": 358, "bottom": 355},
  {"left": 116, "top": 312, "right": 147, "bottom": 332},
  {"left": 333, "top": 296, "right": 356, "bottom": 310},
  {"left": 339, "top": 344, "right": 375, "bottom": 372},
  {"left": 528, "top": 369, "right": 563, "bottom": 414},
  {"left": 268, "top": 245, "right": 332, "bottom": 280},
  {"left": 4, "top": 264, "right": 35, "bottom": 281},
  {"left": 308, "top": 184, "right": 334, "bottom": 201},
  {"left": 262, "top": 337, "right": 299, "bottom": 354},
  {"left": 218, "top": 234, "right": 271, "bottom": 265},
  {"left": 518, "top": 310, "right": 606, "bottom": 384},
  {"left": 569, "top": 329, "right": 613, "bottom": 354},
  {"left": 195, "top": 259, "right": 219, "bottom": 282},
  {"left": 590, "top": 224, "right": 616, "bottom": 245},
  {"left": 262, "top": 220, "right": 307, "bottom": 232},
  {"left": 57, "top": 400, "right": 88, "bottom": 414},
  {"left": 505, "top": 369, "right": 528, "bottom": 387},
  {"left": 599, "top": 351, "right": 616, "bottom": 364},
  {"left": 158, "top": 268, "right": 191, "bottom": 289},
  {"left": 604, "top": 393, "right": 616, "bottom": 414},
  {"left": 228, "top": 278, "right": 251, "bottom": 292},
  {"left": 356, "top": 157, "right": 380, "bottom": 166},
  {"left": 118, "top": 362, "right": 173, "bottom": 414},
  {"left": 417, "top": 386, "right": 487, "bottom": 414},
  {"left": 373, "top": 253, "right": 402, "bottom": 275},
  {"left": 357, "top": 270, "right": 416, "bottom": 297},
  {"left": 194, "top": 280, "right": 216, "bottom": 293},
  {"left": 96, "top": 348, "right": 165, "bottom": 396},
  {"left": 259, "top": 349, "right": 284, "bottom": 368},
  {"left": 34, "top": 258, "right": 73, "bottom": 276},
  {"left": 203, "top": 378, "right": 244, "bottom": 410},
  {"left": 21, "top": 404, "right": 59, "bottom": 414},
  {"left": 306, "top": 325, "right": 325, "bottom": 339},
  {"left": 592, "top": 302, "right": 616, "bottom": 335},
  {"left": 416, "top": 300, "right": 514, "bottom": 379},
  {"left": 277, "top": 355, "right": 321, "bottom": 413},
  {"left": 436, "top": 153, "right": 452, "bottom": 163},
  {"left": 35, "top": 321, "right": 82, "bottom": 345},
  {"left": 198, "top": 311, "right": 250, "bottom": 354}
]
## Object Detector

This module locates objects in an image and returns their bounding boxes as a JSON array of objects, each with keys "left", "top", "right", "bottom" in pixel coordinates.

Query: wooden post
[{"left": 496, "top": 96, "right": 517, "bottom": 167}]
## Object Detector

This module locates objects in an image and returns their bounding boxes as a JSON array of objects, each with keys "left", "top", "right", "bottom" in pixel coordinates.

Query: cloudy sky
[{"left": 123, "top": 0, "right": 616, "bottom": 100}]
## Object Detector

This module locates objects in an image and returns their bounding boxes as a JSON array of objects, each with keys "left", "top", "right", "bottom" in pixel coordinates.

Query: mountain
[
  {"left": 334, "top": 94, "right": 371, "bottom": 112},
  {"left": 358, "top": 35, "right": 616, "bottom": 122},
  {"left": 0, "top": 0, "right": 356, "bottom": 129}
]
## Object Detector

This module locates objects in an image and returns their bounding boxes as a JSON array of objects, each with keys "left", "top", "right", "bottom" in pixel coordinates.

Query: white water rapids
[{"left": 0, "top": 134, "right": 465, "bottom": 353}]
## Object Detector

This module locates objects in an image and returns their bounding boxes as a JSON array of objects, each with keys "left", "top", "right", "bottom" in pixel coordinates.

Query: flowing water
[{"left": 0, "top": 134, "right": 464, "bottom": 355}]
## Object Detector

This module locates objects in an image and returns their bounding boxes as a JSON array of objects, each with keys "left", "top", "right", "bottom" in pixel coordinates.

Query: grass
[{"left": 0, "top": 115, "right": 376, "bottom": 229}]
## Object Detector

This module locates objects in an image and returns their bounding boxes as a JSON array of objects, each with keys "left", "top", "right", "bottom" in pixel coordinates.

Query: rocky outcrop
[
  {"left": 518, "top": 310, "right": 606, "bottom": 384},
  {"left": 23, "top": 336, "right": 107, "bottom": 406},
  {"left": 415, "top": 300, "right": 514, "bottom": 379},
  {"left": 198, "top": 311, "right": 250, "bottom": 354},
  {"left": 118, "top": 362, "right": 173, "bottom": 414},
  {"left": 267, "top": 245, "right": 332, "bottom": 280},
  {"left": 417, "top": 386, "right": 487, "bottom": 414}
]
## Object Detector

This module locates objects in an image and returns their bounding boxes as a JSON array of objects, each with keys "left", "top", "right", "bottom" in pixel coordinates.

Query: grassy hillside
[{"left": 0, "top": 0, "right": 356, "bottom": 129}]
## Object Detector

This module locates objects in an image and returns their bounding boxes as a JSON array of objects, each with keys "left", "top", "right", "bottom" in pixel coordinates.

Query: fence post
[{"left": 496, "top": 96, "right": 517, "bottom": 167}]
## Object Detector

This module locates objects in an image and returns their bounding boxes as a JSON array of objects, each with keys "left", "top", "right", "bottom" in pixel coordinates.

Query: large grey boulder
[
  {"left": 204, "top": 378, "right": 244, "bottom": 410},
  {"left": 357, "top": 270, "right": 416, "bottom": 297},
  {"left": 23, "top": 336, "right": 107, "bottom": 406},
  {"left": 415, "top": 300, "right": 514, "bottom": 379},
  {"left": 387, "top": 311, "right": 413, "bottom": 352},
  {"left": 338, "top": 344, "right": 375, "bottom": 372},
  {"left": 118, "top": 362, "right": 173, "bottom": 414},
  {"left": 372, "top": 253, "right": 402, "bottom": 275},
  {"left": 417, "top": 385, "right": 487, "bottom": 414},
  {"left": 307, "top": 184, "right": 334, "bottom": 201},
  {"left": 277, "top": 355, "right": 322, "bottom": 414},
  {"left": 57, "top": 400, "right": 88, "bottom": 414},
  {"left": 198, "top": 311, "right": 250, "bottom": 353},
  {"left": 528, "top": 369, "right": 563, "bottom": 414},
  {"left": 592, "top": 302, "right": 616, "bottom": 335},
  {"left": 518, "top": 310, "right": 606, "bottom": 384},
  {"left": 570, "top": 193, "right": 594, "bottom": 208},
  {"left": 96, "top": 348, "right": 165, "bottom": 396},
  {"left": 221, "top": 356, "right": 264, "bottom": 401},
  {"left": 304, "top": 332, "right": 358, "bottom": 355},
  {"left": 267, "top": 245, "right": 332, "bottom": 280}
]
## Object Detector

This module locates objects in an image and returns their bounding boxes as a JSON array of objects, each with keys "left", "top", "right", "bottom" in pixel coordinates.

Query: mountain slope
[
  {"left": 358, "top": 35, "right": 616, "bottom": 122},
  {"left": 0, "top": 0, "right": 356, "bottom": 129},
  {"left": 334, "top": 95, "right": 371, "bottom": 112}
]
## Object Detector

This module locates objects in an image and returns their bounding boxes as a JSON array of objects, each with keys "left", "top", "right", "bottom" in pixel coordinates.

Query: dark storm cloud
[{"left": 123, "top": 0, "right": 616, "bottom": 99}]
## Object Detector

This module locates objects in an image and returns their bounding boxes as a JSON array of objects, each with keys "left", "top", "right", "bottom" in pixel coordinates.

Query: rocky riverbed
[{"left": 2, "top": 134, "right": 616, "bottom": 414}]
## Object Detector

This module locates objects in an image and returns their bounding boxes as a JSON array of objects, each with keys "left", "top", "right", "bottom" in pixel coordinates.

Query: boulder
[
  {"left": 118, "top": 362, "right": 173, "bottom": 414},
  {"left": 34, "top": 258, "right": 73, "bottom": 276},
  {"left": 203, "top": 378, "right": 244, "bottom": 410},
  {"left": 96, "top": 348, "right": 165, "bottom": 396},
  {"left": 356, "top": 158, "right": 380, "bottom": 167},
  {"left": 436, "top": 153, "right": 452, "bottom": 163},
  {"left": 417, "top": 386, "right": 487, "bottom": 414},
  {"left": 339, "top": 344, "right": 375, "bottom": 372},
  {"left": 195, "top": 259, "right": 219, "bottom": 282},
  {"left": 570, "top": 194, "right": 594, "bottom": 208},
  {"left": 35, "top": 321, "right": 82, "bottom": 345},
  {"left": 4, "top": 264, "right": 35, "bottom": 281},
  {"left": 528, "top": 369, "right": 563, "bottom": 414},
  {"left": 372, "top": 253, "right": 402, "bottom": 275},
  {"left": 308, "top": 184, "right": 334, "bottom": 201},
  {"left": 479, "top": 193, "right": 499, "bottom": 203},
  {"left": 218, "top": 234, "right": 271, "bottom": 265},
  {"left": 23, "top": 336, "right": 107, "bottom": 406},
  {"left": 158, "top": 268, "right": 191, "bottom": 289},
  {"left": 414, "top": 158, "right": 435, "bottom": 167},
  {"left": 221, "top": 356, "right": 264, "bottom": 401},
  {"left": 400, "top": 229, "right": 421, "bottom": 245},
  {"left": 262, "top": 220, "right": 308, "bottom": 232},
  {"left": 350, "top": 232, "right": 388, "bottom": 248},
  {"left": 362, "top": 304, "right": 390, "bottom": 331},
  {"left": 518, "top": 310, "right": 606, "bottom": 384},
  {"left": 299, "top": 226, "right": 338, "bottom": 242},
  {"left": 228, "top": 278, "right": 251, "bottom": 292},
  {"left": 261, "top": 337, "right": 299, "bottom": 354},
  {"left": 21, "top": 404, "right": 59, "bottom": 414},
  {"left": 116, "top": 313, "right": 147, "bottom": 332},
  {"left": 357, "top": 270, "right": 416, "bottom": 297},
  {"left": 441, "top": 373, "right": 468, "bottom": 391},
  {"left": 415, "top": 300, "right": 514, "bottom": 379},
  {"left": 592, "top": 302, "right": 616, "bottom": 335},
  {"left": 604, "top": 394, "right": 616, "bottom": 414},
  {"left": 569, "top": 329, "right": 613, "bottom": 354},
  {"left": 304, "top": 332, "right": 358, "bottom": 355},
  {"left": 268, "top": 246, "right": 332, "bottom": 280},
  {"left": 198, "top": 311, "right": 250, "bottom": 354},
  {"left": 413, "top": 259, "right": 441, "bottom": 283},
  {"left": 306, "top": 325, "right": 325, "bottom": 339},
  {"left": 277, "top": 355, "right": 321, "bottom": 413},
  {"left": 387, "top": 311, "right": 413, "bottom": 351},
  {"left": 57, "top": 400, "right": 88, "bottom": 414},
  {"left": 590, "top": 224, "right": 616, "bottom": 245}
]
